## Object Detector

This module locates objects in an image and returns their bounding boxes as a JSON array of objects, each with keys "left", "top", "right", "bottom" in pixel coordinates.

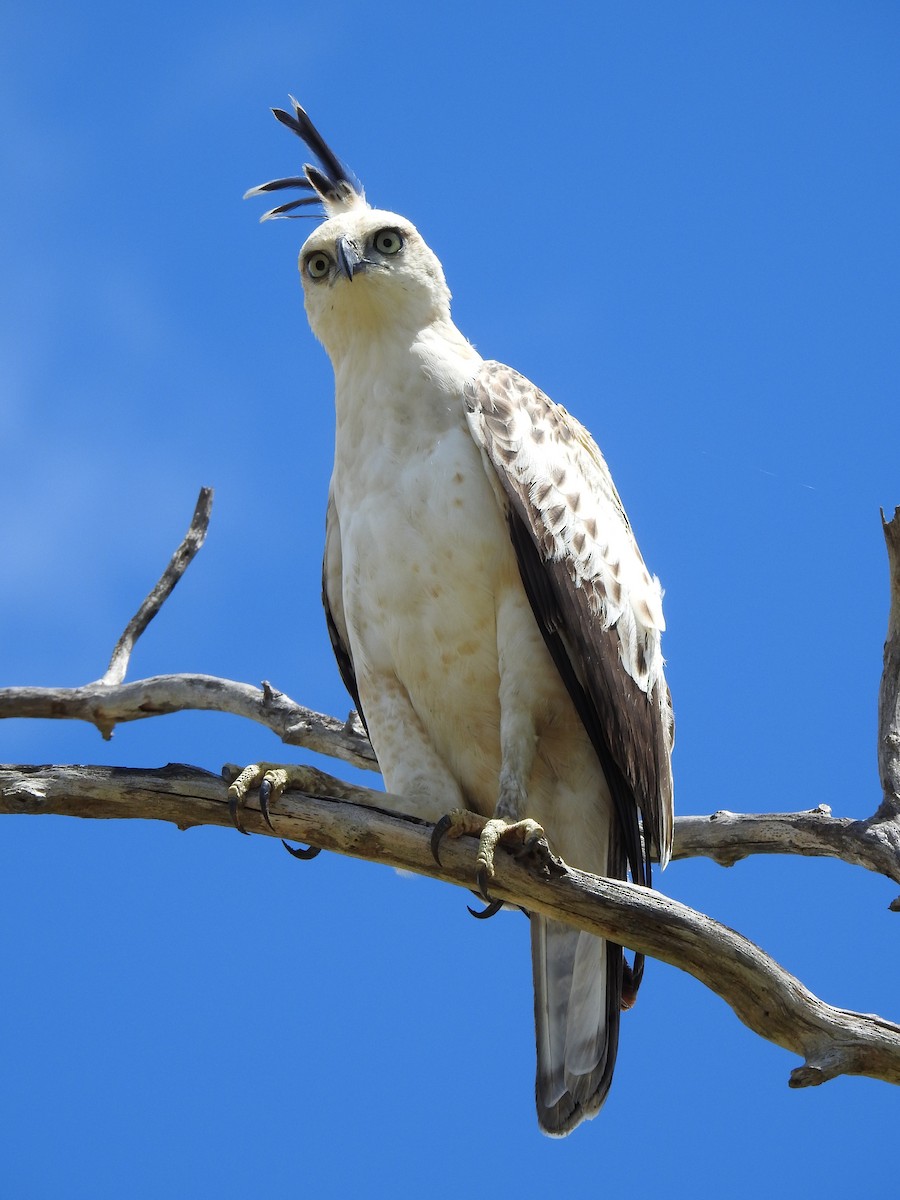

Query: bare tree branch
[
  {"left": 1, "top": 487, "right": 373, "bottom": 760},
  {"left": 672, "top": 807, "right": 900, "bottom": 891},
  {"left": 5, "top": 669, "right": 900, "bottom": 894},
  {"left": 97, "top": 487, "right": 214, "bottom": 688},
  {"left": 878, "top": 507, "right": 900, "bottom": 820},
  {"left": 4, "top": 492, "right": 900, "bottom": 1101},
  {"left": 0, "top": 674, "right": 376, "bottom": 769},
  {"left": 5, "top": 493, "right": 899, "bottom": 889},
  {"left": 2, "top": 760, "right": 898, "bottom": 1090},
  {"left": 2, "top": 671, "right": 900, "bottom": 882}
]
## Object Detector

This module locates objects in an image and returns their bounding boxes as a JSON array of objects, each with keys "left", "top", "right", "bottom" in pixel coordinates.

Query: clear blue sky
[{"left": 2, "top": 2, "right": 899, "bottom": 1196}]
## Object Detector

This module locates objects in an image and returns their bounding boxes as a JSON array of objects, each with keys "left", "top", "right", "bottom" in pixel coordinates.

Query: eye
[
  {"left": 304, "top": 251, "right": 332, "bottom": 280},
  {"left": 373, "top": 228, "right": 404, "bottom": 256}
]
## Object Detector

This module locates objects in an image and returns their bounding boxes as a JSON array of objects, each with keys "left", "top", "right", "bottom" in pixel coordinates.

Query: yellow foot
[
  {"left": 431, "top": 809, "right": 546, "bottom": 903},
  {"left": 222, "top": 762, "right": 320, "bottom": 858}
]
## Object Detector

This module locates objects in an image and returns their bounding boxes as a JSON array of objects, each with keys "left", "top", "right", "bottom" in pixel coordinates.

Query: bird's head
[
  {"left": 245, "top": 98, "right": 451, "bottom": 358},
  {"left": 298, "top": 209, "right": 451, "bottom": 353}
]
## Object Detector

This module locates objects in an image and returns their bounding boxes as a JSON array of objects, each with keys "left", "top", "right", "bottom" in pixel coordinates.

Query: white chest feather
[
  {"left": 325, "top": 317, "right": 608, "bottom": 842},
  {"left": 329, "top": 330, "right": 569, "bottom": 810},
  {"left": 337, "top": 359, "right": 503, "bottom": 675}
]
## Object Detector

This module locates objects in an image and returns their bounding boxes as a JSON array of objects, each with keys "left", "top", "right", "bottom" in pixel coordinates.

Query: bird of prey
[{"left": 240, "top": 98, "right": 674, "bottom": 1136}]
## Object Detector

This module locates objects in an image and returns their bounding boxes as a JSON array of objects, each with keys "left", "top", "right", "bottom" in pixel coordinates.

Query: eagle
[{"left": 241, "top": 98, "right": 675, "bottom": 1136}]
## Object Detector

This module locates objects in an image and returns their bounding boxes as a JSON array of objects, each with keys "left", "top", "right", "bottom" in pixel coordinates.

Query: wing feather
[
  {"left": 464, "top": 361, "right": 674, "bottom": 887},
  {"left": 322, "top": 489, "right": 369, "bottom": 735}
]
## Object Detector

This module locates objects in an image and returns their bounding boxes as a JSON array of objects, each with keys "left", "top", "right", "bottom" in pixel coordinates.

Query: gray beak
[{"left": 336, "top": 236, "right": 367, "bottom": 281}]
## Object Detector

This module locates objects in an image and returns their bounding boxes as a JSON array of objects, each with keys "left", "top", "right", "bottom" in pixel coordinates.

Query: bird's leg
[
  {"left": 430, "top": 795, "right": 545, "bottom": 902},
  {"left": 434, "top": 753, "right": 547, "bottom": 902},
  {"left": 223, "top": 762, "right": 321, "bottom": 857},
  {"left": 478, "top": 597, "right": 556, "bottom": 898},
  {"left": 467, "top": 608, "right": 549, "bottom": 900},
  {"left": 226, "top": 762, "right": 283, "bottom": 832},
  {"left": 472, "top": 765, "right": 546, "bottom": 901},
  {"left": 432, "top": 608, "right": 547, "bottom": 901}
]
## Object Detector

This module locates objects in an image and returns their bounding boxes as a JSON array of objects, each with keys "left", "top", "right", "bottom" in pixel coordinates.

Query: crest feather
[{"left": 243, "top": 96, "right": 367, "bottom": 221}]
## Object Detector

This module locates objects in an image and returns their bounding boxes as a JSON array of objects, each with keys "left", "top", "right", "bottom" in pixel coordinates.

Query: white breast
[
  {"left": 334, "top": 365, "right": 514, "bottom": 802},
  {"left": 329, "top": 324, "right": 603, "bottom": 843}
]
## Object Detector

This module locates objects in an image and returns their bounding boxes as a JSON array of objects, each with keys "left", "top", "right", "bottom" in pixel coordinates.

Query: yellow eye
[
  {"left": 373, "top": 228, "right": 403, "bottom": 255},
  {"left": 305, "top": 251, "right": 331, "bottom": 279}
]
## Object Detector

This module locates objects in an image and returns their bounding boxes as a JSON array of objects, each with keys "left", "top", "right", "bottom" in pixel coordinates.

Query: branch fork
[{"left": 2, "top": 492, "right": 900, "bottom": 1096}]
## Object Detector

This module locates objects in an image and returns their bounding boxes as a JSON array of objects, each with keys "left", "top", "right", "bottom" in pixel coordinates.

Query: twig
[
  {"left": 96, "top": 487, "right": 214, "bottom": 687},
  {"left": 877, "top": 507, "right": 900, "bottom": 821},
  {"left": 2, "top": 760, "right": 899, "bottom": 1090},
  {"left": 0, "top": 483, "right": 376, "bottom": 762}
]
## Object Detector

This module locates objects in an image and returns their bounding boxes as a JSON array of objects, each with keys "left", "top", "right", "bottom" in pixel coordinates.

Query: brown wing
[
  {"left": 464, "top": 361, "right": 674, "bottom": 888},
  {"left": 322, "top": 489, "right": 369, "bottom": 736}
]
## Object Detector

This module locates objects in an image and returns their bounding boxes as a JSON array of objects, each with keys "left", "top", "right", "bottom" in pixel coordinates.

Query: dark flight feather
[{"left": 465, "top": 362, "right": 674, "bottom": 892}]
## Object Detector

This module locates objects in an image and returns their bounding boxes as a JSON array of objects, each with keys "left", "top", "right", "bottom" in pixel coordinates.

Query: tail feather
[{"left": 532, "top": 915, "right": 623, "bottom": 1137}]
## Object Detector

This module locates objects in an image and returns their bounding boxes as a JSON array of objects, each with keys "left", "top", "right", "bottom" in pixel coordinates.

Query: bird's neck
[{"left": 329, "top": 316, "right": 482, "bottom": 470}]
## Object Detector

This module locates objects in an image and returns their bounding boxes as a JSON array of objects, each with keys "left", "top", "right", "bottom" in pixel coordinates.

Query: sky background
[{"left": 2, "top": 1, "right": 899, "bottom": 1196}]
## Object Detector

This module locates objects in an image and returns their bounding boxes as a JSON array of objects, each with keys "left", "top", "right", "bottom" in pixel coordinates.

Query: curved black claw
[
  {"left": 475, "top": 864, "right": 494, "bottom": 905},
  {"left": 281, "top": 839, "right": 322, "bottom": 861},
  {"left": 430, "top": 814, "right": 454, "bottom": 865},
  {"left": 467, "top": 897, "right": 504, "bottom": 920},
  {"left": 228, "top": 793, "right": 250, "bottom": 836},
  {"left": 259, "top": 779, "right": 276, "bottom": 832}
]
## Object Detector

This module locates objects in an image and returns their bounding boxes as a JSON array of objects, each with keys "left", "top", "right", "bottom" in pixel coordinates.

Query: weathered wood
[
  {"left": 4, "top": 493, "right": 900, "bottom": 1098},
  {"left": 3, "top": 760, "right": 899, "bottom": 1090},
  {"left": 3, "top": 673, "right": 900, "bottom": 884},
  {"left": 0, "top": 675, "right": 376, "bottom": 769},
  {"left": 877, "top": 508, "right": 900, "bottom": 818},
  {"left": 98, "top": 487, "right": 214, "bottom": 687},
  {"left": 673, "top": 806, "right": 900, "bottom": 890}
]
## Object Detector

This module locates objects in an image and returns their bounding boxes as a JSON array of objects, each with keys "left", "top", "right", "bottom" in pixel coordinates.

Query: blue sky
[{"left": 2, "top": 1, "right": 899, "bottom": 1195}]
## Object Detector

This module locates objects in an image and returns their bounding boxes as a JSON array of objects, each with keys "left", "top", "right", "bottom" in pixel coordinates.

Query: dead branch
[
  {"left": 0, "top": 673, "right": 376, "bottom": 769},
  {"left": 3, "top": 494, "right": 900, "bottom": 1097},
  {"left": 877, "top": 507, "right": 900, "bottom": 820},
  {"left": 98, "top": 487, "right": 214, "bottom": 687},
  {"left": 2, "top": 668, "right": 899, "bottom": 884},
  {"left": 672, "top": 806, "right": 900, "bottom": 891},
  {"left": 2, "top": 759, "right": 898, "bottom": 1090},
  {"left": 4, "top": 494, "right": 900, "bottom": 887}
]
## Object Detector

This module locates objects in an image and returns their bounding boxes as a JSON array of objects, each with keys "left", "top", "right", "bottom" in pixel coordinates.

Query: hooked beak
[{"left": 336, "top": 236, "right": 367, "bottom": 281}]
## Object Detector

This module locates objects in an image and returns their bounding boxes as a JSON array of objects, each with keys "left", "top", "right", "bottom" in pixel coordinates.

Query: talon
[
  {"left": 282, "top": 839, "right": 322, "bottom": 860},
  {"left": 467, "top": 897, "right": 503, "bottom": 920},
  {"left": 259, "top": 779, "right": 276, "bottom": 832},
  {"left": 227, "top": 764, "right": 266, "bottom": 836},
  {"left": 228, "top": 792, "right": 250, "bottom": 836},
  {"left": 430, "top": 814, "right": 454, "bottom": 865},
  {"left": 475, "top": 864, "right": 494, "bottom": 904}
]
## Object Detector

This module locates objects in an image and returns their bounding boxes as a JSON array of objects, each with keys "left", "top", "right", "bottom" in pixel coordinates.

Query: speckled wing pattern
[{"left": 464, "top": 361, "right": 674, "bottom": 888}]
